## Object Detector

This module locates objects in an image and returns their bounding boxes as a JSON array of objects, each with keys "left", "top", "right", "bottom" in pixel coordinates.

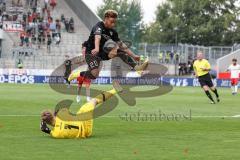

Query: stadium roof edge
[{"left": 64, "top": 0, "right": 102, "bottom": 31}]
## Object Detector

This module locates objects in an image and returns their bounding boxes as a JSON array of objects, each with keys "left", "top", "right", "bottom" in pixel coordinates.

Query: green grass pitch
[{"left": 0, "top": 83, "right": 240, "bottom": 160}]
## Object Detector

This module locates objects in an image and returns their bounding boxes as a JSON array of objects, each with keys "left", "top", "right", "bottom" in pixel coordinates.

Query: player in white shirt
[{"left": 227, "top": 59, "right": 240, "bottom": 95}]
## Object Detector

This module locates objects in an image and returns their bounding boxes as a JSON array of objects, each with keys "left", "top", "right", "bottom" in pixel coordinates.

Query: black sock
[
  {"left": 205, "top": 91, "right": 214, "bottom": 102},
  {"left": 212, "top": 89, "right": 219, "bottom": 98},
  {"left": 65, "top": 78, "right": 70, "bottom": 85},
  {"left": 80, "top": 71, "right": 97, "bottom": 80},
  {"left": 117, "top": 49, "right": 137, "bottom": 68}
]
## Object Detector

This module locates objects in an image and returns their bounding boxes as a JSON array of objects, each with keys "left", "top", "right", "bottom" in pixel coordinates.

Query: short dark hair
[
  {"left": 232, "top": 58, "right": 237, "bottom": 62},
  {"left": 104, "top": 10, "right": 118, "bottom": 19}
]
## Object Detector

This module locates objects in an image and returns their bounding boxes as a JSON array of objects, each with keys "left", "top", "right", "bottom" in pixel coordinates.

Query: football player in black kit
[
  {"left": 64, "top": 55, "right": 72, "bottom": 87},
  {"left": 76, "top": 10, "right": 148, "bottom": 84}
]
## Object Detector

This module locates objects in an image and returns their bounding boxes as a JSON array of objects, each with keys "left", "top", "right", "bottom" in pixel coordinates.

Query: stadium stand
[{"left": 0, "top": 0, "right": 90, "bottom": 69}]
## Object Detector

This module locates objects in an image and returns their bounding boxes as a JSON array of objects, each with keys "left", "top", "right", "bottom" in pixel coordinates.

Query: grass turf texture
[{"left": 0, "top": 83, "right": 240, "bottom": 160}]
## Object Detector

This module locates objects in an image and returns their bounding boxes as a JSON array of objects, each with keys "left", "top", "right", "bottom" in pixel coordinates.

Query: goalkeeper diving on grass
[{"left": 40, "top": 81, "right": 122, "bottom": 139}]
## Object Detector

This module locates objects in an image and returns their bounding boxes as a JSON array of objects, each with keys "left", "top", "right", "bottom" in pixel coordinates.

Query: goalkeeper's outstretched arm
[
  {"left": 40, "top": 110, "right": 55, "bottom": 135},
  {"left": 40, "top": 121, "right": 51, "bottom": 134}
]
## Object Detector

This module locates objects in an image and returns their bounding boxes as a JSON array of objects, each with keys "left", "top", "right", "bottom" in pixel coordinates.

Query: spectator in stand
[
  {"left": 178, "top": 63, "right": 188, "bottom": 76},
  {"left": 38, "top": 31, "right": 42, "bottom": 48},
  {"left": 0, "top": 0, "right": 5, "bottom": 5},
  {"left": 64, "top": 18, "right": 69, "bottom": 32},
  {"left": 47, "top": 8, "right": 51, "bottom": 18},
  {"left": 61, "top": 14, "right": 65, "bottom": 23},
  {"left": 170, "top": 51, "right": 174, "bottom": 63},
  {"left": 20, "top": 31, "right": 25, "bottom": 46},
  {"left": 44, "top": 0, "right": 49, "bottom": 12},
  {"left": 0, "top": 9, "right": 2, "bottom": 23},
  {"left": 0, "top": 1, "right": 5, "bottom": 16},
  {"left": 17, "top": 59, "right": 23, "bottom": 69},
  {"left": 69, "top": 17, "right": 74, "bottom": 32},
  {"left": 49, "top": 18, "right": 56, "bottom": 37},
  {"left": 55, "top": 33, "right": 61, "bottom": 46},
  {"left": 183, "top": 63, "right": 188, "bottom": 74},
  {"left": 47, "top": 32, "right": 52, "bottom": 52},
  {"left": 25, "top": 33, "right": 30, "bottom": 46},
  {"left": 42, "top": 30, "right": 46, "bottom": 44},
  {"left": 6, "top": 0, "right": 76, "bottom": 56},
  {"left": 31, "top": 34, "right": 36, "bottom": 44},
  {"left": 50, "top": 0, "right": 57, "bottom": 10},
  {"left": 56, "top": 19, "right": 61, "bottom": 37},
  {"left": 165, "top": 52, "right": 170, "bottom": 63},
  {"left": 187, "top": 60, "right": 192, "bottom": 74},
  {"left": 13, "top": 0, "right": 22, "bottom": 6},
  {"left": 158, "top": 52, "right": 163, "bottom": 63},
  {"left": 2, "top": 10, "right": 8, "bottom": 21},
  {"left": 174, "top": 52, "right": 179, "bottom": 64},
  {"left": 2, "top": 2, "right": 6, "bottom": 12},
  {"left": 178, "top": 63, "right": 184, "bottom": 76},
  {"left": 22, "top": 12, "right": 27, "bottom": 22}
]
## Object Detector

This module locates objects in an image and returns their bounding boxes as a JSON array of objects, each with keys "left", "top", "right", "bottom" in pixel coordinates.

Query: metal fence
[
  {"left": 2, "top": 43, "right": 238, "bottom": 69},
  {"left": 136, "top": 43, "right": 234, "bottom": 64}
]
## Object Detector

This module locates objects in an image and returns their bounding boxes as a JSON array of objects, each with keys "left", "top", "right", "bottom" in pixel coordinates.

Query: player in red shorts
[
  {"left": 68, "top": 41, "right": 92, "bottom": 103},
  {"left": 227, "top": 58, "right": 240, "bottom": 95},
  {"left": 76, "top": 75, "right": 91, "bottom": 103}
]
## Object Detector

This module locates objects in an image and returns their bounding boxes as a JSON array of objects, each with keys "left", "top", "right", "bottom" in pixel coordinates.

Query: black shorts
[
  {"left": 64, "top": 70, "right": 71, "bottom": 79},
  {"left": 198, "top": 73, "right": 214, "bottom": 88},
  {"left": 85, "top": 53, "right": 102, "bottom": 70}
]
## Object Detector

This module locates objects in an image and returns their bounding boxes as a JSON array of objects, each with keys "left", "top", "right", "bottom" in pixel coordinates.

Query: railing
[
  {"left": 2, "top": 42, "right": 237, "bottom": 69},
  {"left": 137, "top": 43, "right": 234, "bottom": 64}
]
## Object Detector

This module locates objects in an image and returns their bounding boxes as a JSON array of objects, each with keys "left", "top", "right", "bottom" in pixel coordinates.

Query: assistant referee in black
[{"left": 193, "top": 51, "right": 220, "bottom": 104}]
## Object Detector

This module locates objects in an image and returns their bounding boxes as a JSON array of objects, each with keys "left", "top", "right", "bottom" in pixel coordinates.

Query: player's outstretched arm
[{"left": 40, "top": 121, "right": 51, "bottom": 134}]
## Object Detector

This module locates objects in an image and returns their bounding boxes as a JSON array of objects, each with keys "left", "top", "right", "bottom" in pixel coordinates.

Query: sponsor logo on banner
[
  {"left": 0, "top": 75, "right": 34, "bottom": 84},
  {"left": 220, "top": 80, "right": 231, "bottom": 87},
  {"left": 3, "top": 21, "right": 24, "bottom": 32},
  {"left": 0, "top": 68, "right": 233, "bottom": 87}
]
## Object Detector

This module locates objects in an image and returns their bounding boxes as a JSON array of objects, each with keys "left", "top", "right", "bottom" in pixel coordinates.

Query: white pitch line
[
  {"left": 0, "top": 115, "right": 239, "bottom": 118},
  {"left": 0, "top": 115, "right": 39, "bottom": 117},
  {"left": 232, "top": 115, "right": 240, "bottom": 118}
]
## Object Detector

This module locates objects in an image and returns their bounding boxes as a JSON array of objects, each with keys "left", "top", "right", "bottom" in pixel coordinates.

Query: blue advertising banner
[{"left": 0, "top": 74, "right": 233, "bottom": 87}]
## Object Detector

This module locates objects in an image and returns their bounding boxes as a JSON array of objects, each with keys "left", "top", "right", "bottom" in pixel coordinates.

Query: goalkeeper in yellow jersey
[{"left": 40, "top": 81, "right": 122, "bottom": 139}]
